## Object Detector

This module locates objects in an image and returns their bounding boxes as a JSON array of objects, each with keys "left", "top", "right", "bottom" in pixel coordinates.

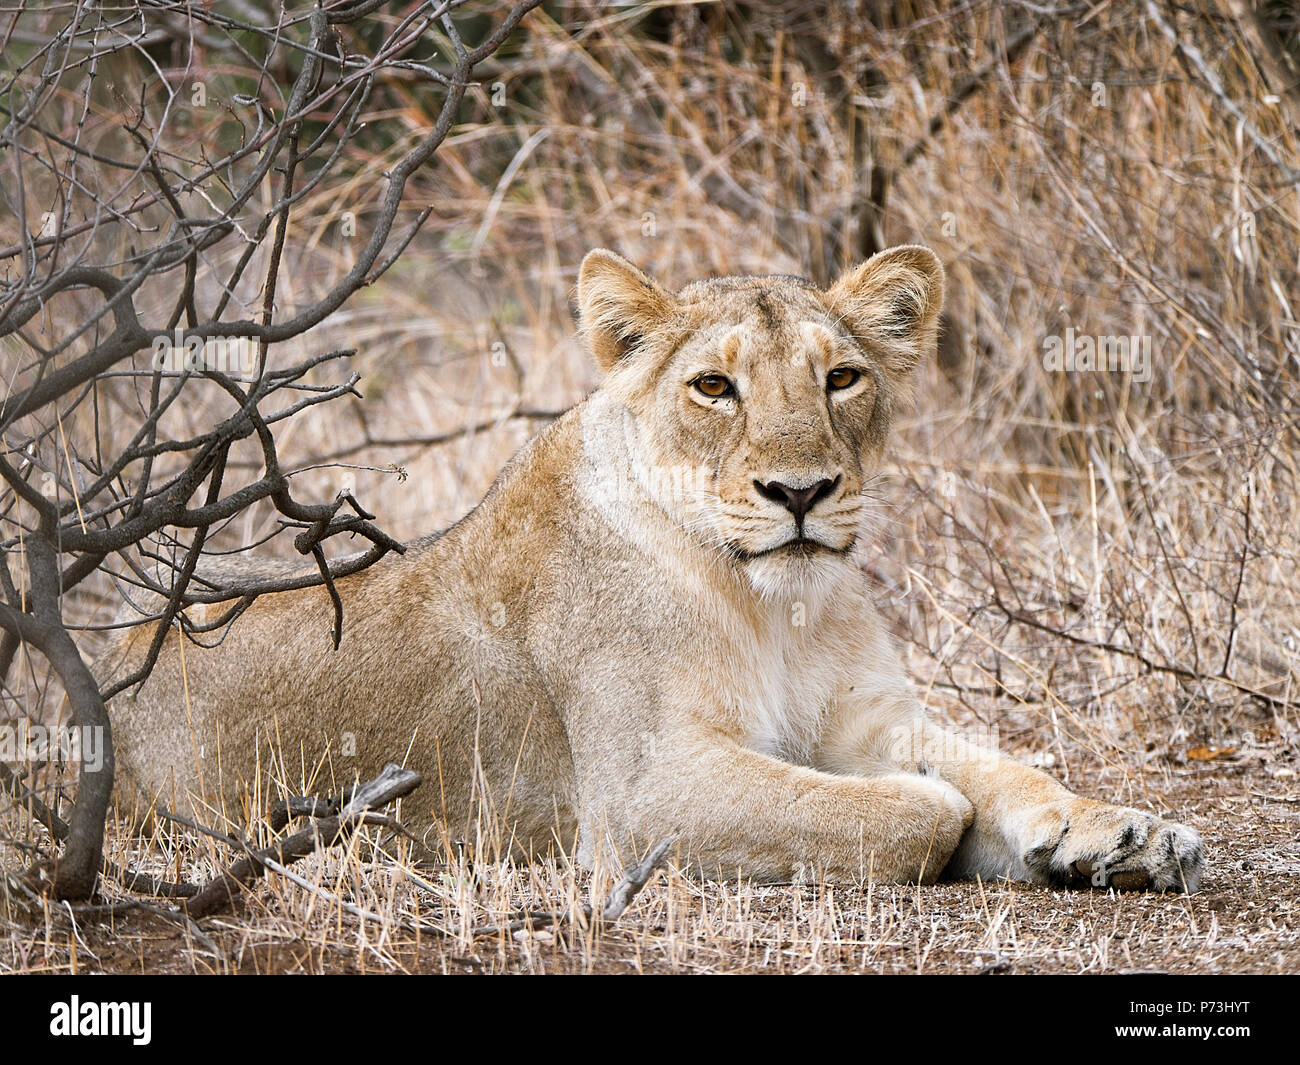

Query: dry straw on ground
[{"left": 2, "top": 1, "right": 1298, "bottom": 973}]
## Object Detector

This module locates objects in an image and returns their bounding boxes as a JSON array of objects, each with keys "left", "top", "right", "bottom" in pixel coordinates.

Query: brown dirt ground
[{"left": 6, "top": 755, "right": 1296, "bottom": 975}]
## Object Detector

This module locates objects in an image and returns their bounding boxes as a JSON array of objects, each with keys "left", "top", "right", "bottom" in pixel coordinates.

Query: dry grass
[
  {"left": 3, "top": 0, "right": 1299, "bottom": 973},
  {"left": 2, "top": 767, "right": 1294, "bottom": 974}
]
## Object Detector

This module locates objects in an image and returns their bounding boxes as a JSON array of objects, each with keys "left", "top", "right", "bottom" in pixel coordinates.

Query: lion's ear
[
  {"left": 825, "top": 245, "right": 945, "bottom": 381},
  {"left": 578, "top": 249, "right": 675, "bottom": 373}
]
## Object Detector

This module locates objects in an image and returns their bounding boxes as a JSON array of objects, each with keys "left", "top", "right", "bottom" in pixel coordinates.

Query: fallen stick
[
  {"left": 472, "top": 836, "right": 675, "bottom": 938},
  {"left": 184, "top": 763, "right": 422, "bottom": 918}
]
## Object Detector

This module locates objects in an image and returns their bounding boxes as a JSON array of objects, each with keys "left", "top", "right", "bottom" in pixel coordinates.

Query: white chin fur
[{"left": 742, "top": 549, "right": 851, "bottom": 603}]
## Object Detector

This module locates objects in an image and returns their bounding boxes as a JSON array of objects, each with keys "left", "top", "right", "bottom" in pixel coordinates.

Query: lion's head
[{"left": 576, "top": 246, "right": 944, "bottom": 597}]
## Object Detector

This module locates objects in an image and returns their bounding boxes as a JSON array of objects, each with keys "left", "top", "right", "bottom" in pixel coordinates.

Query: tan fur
[{"left": 96, "top": 246, "right": 1203, "bottom": 890}]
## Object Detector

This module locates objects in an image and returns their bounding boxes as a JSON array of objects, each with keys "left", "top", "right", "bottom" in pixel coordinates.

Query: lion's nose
[{"left": 754, "top": 475, "right": 839, "bottom": 525}]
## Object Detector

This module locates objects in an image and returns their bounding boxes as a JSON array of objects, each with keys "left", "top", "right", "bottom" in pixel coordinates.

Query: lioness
[{"left": 97, "top": 246, "right": 1203, "bottom": 890}]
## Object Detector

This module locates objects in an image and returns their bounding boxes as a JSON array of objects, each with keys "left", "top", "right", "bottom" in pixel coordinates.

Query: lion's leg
[
  {"left": 818, "top": 699, "right": 1204, "bottom": 892},
  {"left": 590, "top": 739, "right": 973, "bottom": 883},
  {"left": 918, "top": 727, "right": 1204, "bottom": 893}
]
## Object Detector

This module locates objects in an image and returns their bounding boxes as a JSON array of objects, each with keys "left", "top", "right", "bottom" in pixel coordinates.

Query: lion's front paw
[{"left": 1018, "top": 799, "right": 1203, "bottom": 893}]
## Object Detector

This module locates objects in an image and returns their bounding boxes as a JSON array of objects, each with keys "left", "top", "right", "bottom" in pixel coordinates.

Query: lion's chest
[{"left": 721, "top": 620, "right": 840, "bottom": 765}]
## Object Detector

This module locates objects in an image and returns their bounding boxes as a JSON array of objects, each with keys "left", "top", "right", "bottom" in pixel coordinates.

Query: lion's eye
[
  {"left": 827, "top": 367, "right": 860, "bottom": 391},
  {"left": 693, "top": 374, "right": 735, "bottom": 399}
]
